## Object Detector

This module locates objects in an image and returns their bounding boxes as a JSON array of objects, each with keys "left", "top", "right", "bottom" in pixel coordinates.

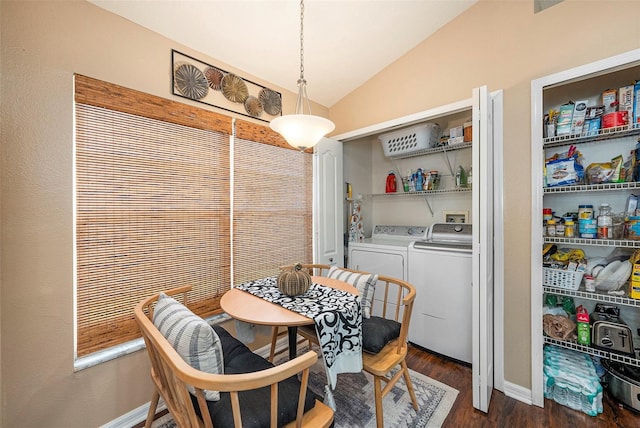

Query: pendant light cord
[
  {"left": 299, "top": 0, "right": 305, "bottom": 83},
  {"left": 295, "top": 0, "right": 312, "bottom": 115}
]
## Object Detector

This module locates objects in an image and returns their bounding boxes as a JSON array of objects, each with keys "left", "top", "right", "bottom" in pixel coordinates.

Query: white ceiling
[{"left": 89, "top": 0, "right": 477, "bottom": 107}]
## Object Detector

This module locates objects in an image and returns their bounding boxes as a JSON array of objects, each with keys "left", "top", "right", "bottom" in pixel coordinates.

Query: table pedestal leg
[{"left": 287, "top": 326, "right": 298, "bottom": 360}]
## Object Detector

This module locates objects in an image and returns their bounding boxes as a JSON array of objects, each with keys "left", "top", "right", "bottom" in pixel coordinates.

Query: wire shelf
[
  {"left": 543, "top": 123, "right": 640, "bottom": 149},
  {"left": 544, "top": 337, "right": 640, "bottom": 367},
  {"left": 544, "top": 236, "right": 640, "bottom": 248},
  {"left": 544, "top": 181, "right": 640, "bottom": 193},
  {"left": 543, "top": 285, "right": 640, "bottom": 308}
]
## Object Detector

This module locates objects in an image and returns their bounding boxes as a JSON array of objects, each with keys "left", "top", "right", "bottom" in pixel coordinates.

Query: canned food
[
  {"left": 579, "top": 218, "right": 597, "bottom": 238},
  {"left": 627, "top": 216, "right": 640, "bottom": 240}
]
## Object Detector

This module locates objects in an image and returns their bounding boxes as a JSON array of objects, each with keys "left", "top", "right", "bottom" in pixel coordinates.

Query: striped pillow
[
  {"left": 153, "top": 293, "right": 224, "bottom": 401},
  {"left": 327, "top": 266, "right": 378, "bottom": 318}
]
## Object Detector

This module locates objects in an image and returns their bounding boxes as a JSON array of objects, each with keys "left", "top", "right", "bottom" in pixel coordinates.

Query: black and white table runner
[{"left": 234, "top": 276, "right": 363, "bottom": 390}]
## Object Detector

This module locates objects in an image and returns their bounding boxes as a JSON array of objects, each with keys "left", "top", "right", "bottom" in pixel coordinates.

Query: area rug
[{"left": 151, "top": 357, "right": 458, "bottom": 428}]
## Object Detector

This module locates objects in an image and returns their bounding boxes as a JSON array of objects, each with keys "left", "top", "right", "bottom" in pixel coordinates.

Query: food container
[
  {"left": 626, "top": 216, "right": 640, "bottom": 240},
  {"left": 578, "top": 204, "right": 594, "bottom": 220},
  {"left": 602, "top": 111, "right": 629, "bottom": 128},
  {"left": 579, "top": 218, "right": 597, "bottom": 238},
  {"left": 463, "top": 122, "right": 472, "bottom": 142}
]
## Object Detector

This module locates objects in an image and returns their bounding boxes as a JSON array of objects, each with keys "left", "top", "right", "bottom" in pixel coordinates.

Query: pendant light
[{"left": 270, "top": 0, "right": 335, "bottom": 151}]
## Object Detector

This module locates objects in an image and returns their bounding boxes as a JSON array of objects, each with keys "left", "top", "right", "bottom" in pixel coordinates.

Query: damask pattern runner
[{"left": 234, "top": 276, "right": 363, "bottom": 390}]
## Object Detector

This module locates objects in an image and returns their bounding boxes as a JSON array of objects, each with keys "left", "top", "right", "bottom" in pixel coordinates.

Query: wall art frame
[{"left": 171, "top": 49, "right": 282, "bottom": 123}]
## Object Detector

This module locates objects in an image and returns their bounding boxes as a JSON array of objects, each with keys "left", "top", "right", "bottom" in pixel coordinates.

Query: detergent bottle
[{"left": 385, "top": 171, "right": 397, "bottom": 193}]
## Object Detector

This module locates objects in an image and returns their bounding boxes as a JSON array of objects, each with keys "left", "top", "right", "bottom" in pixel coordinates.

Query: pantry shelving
[{"left": 531, "top": 49, "right": 640, "bottom": 407}]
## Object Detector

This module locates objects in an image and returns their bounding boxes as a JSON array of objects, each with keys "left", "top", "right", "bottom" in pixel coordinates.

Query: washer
[
  {"left": 408, "top": 223, "right": 473, "bottom": 364},
  {"left": 348, "top": 225, "right": 427, "bottom": 281}
]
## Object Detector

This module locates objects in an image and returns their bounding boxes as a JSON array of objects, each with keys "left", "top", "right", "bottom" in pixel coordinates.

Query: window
[
  {"left": 74, "top": 75, "right": 313, "bottom": 358},
  {"left": 75, "top": 75, "right": 232, "bottom": 357},
  {"left": 233, "top": 135, "right": 313, "bottom": 284}
]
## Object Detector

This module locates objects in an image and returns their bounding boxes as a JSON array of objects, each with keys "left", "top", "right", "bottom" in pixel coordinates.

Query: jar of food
[
  {"left": 565, "top": 220, "right": 575, "bottom": 238},
  {"left": 578, "top": 204, "right": 594, "bottom": 220},
  {"left": 597, "top": 203, "right": 613, "bottom": 239},
  {"left": 543, "top": 208, "right": 553, "bottom": 222},
  {"left": 555, "top": 221, "right": 565, "bottom": 237},
  {"left": 546, "top": 219, "right": 556, "bottom": 237}
]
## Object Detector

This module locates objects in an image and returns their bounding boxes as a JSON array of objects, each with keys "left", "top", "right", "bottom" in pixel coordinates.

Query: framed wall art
[
  {"left": 171, "top": 49, "right": 282, "bottom": 122},
  {"left": 443, "top": 210, "right": 469, "bottom": 224}
]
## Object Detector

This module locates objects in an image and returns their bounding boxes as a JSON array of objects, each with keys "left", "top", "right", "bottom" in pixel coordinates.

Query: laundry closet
[{"left": 329, "top": 86, "right": 503, "bottom": 412}]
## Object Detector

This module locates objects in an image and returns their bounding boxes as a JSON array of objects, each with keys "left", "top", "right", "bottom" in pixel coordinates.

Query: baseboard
[
  {"left": 100, "top": 397, "right": 166, "bottom": 427},
  {"left": 503, "top": 380, "right": 533, "bottom": 405}
]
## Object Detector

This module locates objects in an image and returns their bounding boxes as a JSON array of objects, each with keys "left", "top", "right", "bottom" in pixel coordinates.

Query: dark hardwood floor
[
  {"left": 405, "top": 344, "right": 638, "bottom": 427},
  {"left": 134, "top": 337, "right": 638, "bottom": 427}
]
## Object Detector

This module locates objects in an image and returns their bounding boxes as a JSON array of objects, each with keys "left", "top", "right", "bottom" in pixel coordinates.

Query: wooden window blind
[
  {"left": 74, "top": 75, "right": 232, "bottom": 357},
  {"left": 233, "top": 136, "right": 313, "bottom": 285}
]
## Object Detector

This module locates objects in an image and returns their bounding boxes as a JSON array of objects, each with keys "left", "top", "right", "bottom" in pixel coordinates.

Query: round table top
[{"left": 220, "top": 276, "right": 356, "bottom": 326}]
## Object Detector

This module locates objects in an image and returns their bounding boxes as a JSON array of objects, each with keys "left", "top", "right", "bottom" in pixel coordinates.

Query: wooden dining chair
[
  {"left": 271, "top": 264, "right": 419, "bottom": 428},
  {"left": 135, "top": 286, "right": 334, "bottom": 428},
  {"left": 361, "top": 273, "right": 419, "bottom": 428}
]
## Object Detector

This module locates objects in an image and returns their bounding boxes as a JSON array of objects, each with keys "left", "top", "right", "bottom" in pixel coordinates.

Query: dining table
[{"left": 220, "top": 275, "right": 358, "bottom": 361}]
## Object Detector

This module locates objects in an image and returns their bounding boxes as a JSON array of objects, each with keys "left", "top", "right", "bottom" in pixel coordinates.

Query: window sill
[{"left": 74, "top": 313, "right": 231, "bottom": 371}]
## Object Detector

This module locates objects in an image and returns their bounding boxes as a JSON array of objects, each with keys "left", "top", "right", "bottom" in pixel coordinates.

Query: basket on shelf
[
  {"left": 543, "top": 267, "right": 584, "bottom": 291},
  {"left": 379, "top": 123, "right": 440, "bottom": 158},
  {"left": 277, "top": 263, "right": 311, "bottom": 296}
]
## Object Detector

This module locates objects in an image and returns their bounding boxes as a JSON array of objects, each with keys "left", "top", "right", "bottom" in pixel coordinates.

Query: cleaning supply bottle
[
  {"left": 385, "top": 171, "right": 397, "bottom": 193},
  {"left": 415, "top": 168, "right": 424, "bottom": 191},
  {"left": 455, "top": 165, "right": 467, "bottom": 188}
]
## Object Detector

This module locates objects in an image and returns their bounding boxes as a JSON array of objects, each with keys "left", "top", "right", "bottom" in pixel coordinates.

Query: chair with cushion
[
  {"left": 272, "top": 264, "right": 419, "bottom": 428},
  {"left": 135, "top": 285, "right": 334, "bottom": 428}
]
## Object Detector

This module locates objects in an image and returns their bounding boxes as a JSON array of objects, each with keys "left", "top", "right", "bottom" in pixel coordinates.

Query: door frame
[{"left": 333, "top": 95, "right": 505, "bottom": 393}]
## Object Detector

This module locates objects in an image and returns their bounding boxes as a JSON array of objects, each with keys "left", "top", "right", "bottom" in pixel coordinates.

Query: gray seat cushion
[{"left": 362, "top": 316, "right": 401, "bottom": 354}]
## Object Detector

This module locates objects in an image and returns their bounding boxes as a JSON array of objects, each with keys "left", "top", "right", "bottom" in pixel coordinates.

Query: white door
[
  {"left": 313, "top": 137, "right": 344, "bottom": 267},
  {"left": 472, "top": 86, "right": 495, "bottom": 412}
]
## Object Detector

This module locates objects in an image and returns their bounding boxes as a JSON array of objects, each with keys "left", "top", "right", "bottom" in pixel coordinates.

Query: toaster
[
  {"left": 591, "top": 303, "right": 635, "bottom": 356},
  {"left": 592, "top": 320, "right": 635, "bottom": 356}
]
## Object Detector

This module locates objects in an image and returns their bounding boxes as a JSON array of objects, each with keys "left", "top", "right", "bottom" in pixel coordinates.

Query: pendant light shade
[
  {"left": 270, "top": 0, "right": 335, "bottom": 151},
  {"left": 270, "top": 114, "right": 335, "bottom": 151}
]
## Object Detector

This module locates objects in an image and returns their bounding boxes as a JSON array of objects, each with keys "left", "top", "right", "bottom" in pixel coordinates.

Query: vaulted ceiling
[{"left": 89, "top": 0, "right": 477, "bottom": 107}]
